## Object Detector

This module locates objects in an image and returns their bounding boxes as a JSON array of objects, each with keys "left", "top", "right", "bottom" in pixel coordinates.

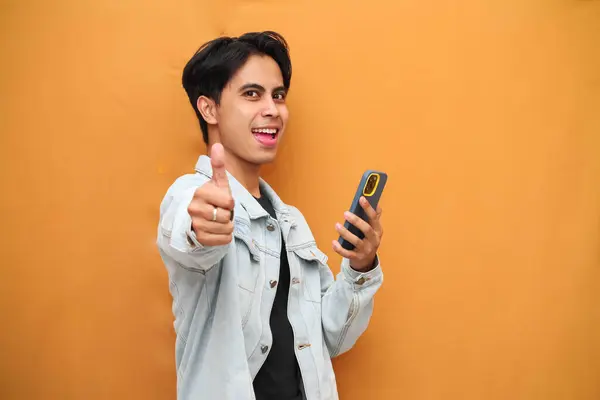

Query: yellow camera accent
[{"left": 363, "top": 173, "right": 380, "bottom": 197}]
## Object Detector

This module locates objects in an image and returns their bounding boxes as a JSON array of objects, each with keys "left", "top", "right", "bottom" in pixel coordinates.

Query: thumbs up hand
[{"left": 187, "top": 143, "right": 235, "bottom": 247}]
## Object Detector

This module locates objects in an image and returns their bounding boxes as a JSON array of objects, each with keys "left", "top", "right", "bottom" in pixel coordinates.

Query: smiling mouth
[
  {"left": 251, "top": 127, "right": 280, "bottom": 147},
  {"left": 251, "top": 127, "right": 279, "bottom": 139}
]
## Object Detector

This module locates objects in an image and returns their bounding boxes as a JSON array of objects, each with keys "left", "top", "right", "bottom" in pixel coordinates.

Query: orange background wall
[{"left": 1, "top": 1, "right": 599, "bottom": 399}]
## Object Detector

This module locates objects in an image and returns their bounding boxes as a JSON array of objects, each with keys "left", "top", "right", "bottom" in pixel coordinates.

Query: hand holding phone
[{"left": 333, "top": 171, "right": 387, "bottom": 271}]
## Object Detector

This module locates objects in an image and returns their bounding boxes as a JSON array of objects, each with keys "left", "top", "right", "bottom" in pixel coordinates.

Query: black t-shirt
[{"left": 252, "top": 190, "right": 303, "bottom": 400}]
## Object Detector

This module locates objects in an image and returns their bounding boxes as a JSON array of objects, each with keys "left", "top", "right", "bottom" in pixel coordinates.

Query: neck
[{"left": 208, "top": 144, "right": 261, "bottom": 197}]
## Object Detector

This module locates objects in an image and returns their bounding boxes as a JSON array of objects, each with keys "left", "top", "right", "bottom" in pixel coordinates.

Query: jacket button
[
  {"left": 270, "top": 280, "right": 277, "bottom": 288},
  {"left": 291, "top": 277, "right": 300, "bottom": 285},
  {"left": 356, "top": 277, "right": 366, "bottom": 285},
  {"left": 267, "top": 224, "right": 275, "bottom": 232},
  {"left": 261, "top": 345, "right": 269, "bottom": 354}
]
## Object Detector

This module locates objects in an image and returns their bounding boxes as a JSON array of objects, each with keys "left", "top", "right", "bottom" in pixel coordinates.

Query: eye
[
  {"left": 273, "top": 92, "right": 286, "bottom": 101},
  {"left": 243, "top": 90, "right": 260, "bottom": 98}
]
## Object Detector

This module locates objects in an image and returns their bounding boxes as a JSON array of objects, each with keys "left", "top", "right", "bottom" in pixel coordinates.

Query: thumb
[{"left": 210, "top": 143, "right": 230, "bottom": 190}]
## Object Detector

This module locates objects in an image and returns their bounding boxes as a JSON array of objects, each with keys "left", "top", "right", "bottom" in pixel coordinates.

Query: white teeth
[{"left": 252, "top": 128, "right": 277, "bottom": 134}]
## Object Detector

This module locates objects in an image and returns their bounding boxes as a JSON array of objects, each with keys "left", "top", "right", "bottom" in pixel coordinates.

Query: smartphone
[{"left": 338, "top": 170, "right": 388, "bottom": 251}]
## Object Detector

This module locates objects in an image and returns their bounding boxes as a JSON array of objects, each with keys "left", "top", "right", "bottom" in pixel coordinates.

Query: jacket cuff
[{"left": 341, "top": 256, "right": 382, "bottom": 288}]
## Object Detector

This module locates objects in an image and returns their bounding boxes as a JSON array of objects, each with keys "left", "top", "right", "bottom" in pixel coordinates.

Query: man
[{"left": 156, "top": 31, "right": 385, "bottom": 400}]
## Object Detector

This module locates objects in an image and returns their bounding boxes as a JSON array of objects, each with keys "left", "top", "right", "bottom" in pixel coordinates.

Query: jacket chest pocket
[
  {"left": 233, "top": 224, "right": 261, "bottom": 327},
  {"left": 292, "top": 246, "right": 328, "bottom": 304}
]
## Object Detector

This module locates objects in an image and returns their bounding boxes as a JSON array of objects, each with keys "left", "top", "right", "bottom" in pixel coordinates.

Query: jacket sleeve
[
  {"left": 319, "top": 256, "right": 383, "bottom": 357},
  {"left": 156, "top": 178, "right": 230, "bottom": 273}
]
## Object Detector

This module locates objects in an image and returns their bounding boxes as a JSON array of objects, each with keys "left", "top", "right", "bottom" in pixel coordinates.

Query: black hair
[{"left": 181, "top": 31, "right": 292, "bottom": 143}]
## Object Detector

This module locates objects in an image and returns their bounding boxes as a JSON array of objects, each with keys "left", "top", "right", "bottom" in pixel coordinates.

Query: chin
[
  {"left": 247, "top": 149, "right": 278, "bottom": 166},
  {"left": 255, "top": 153, "right": 277, "bottom": 165}
]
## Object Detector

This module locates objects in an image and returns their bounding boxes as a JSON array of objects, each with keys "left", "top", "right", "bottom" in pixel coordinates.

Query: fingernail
[
  {"left": 344, "top": 211, "right": 351, "bottom": 219},
  {"left": 335, "top": 223, "right": 341, "bottom": 230}
]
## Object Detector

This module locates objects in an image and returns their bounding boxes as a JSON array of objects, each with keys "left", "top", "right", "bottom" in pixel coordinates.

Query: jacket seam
[
  {"left": 169, "top": 280, "right": 188, "bottom": 345},
  {"left": 176, "top": 261, "right": 208, "bottom": 275},
  {"left": 286, "top": 241, "right": 318, "bottom": 251},
  {"left": 333, "top": 291, "right": 360, "bottom": 357}
]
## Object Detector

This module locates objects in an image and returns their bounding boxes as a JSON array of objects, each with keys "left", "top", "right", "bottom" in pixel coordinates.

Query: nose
[{"left": 261, "top": 97, "right": 279, "bottom": 118}]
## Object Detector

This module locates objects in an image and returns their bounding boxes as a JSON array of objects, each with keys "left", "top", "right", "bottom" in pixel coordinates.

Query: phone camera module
[{"left": 365, "top": 175, "right": 378, "bottom": 194}]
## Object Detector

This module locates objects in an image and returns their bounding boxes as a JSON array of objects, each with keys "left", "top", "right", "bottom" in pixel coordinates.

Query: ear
[{"left": 197, "top": 96, "right": 218, "bottom": 125}]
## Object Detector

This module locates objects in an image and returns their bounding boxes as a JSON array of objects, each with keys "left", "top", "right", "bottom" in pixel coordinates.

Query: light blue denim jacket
[{"left": 156, "top": 155, "right": 384, "bottom": 400}]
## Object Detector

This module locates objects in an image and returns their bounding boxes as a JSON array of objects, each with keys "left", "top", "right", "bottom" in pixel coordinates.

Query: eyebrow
[{"left": 238, "top": 83, "right": 287, "bottom": 93}]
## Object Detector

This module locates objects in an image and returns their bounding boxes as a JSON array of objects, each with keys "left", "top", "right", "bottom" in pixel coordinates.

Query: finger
[
  {"left": 359, "top": 196, "right": 383, "bottom": 235},
  {"left": 344, "top": 211, "right": 376, "bottom": 242},
  {"left": 332, "top": 240, "right": 358, "bottom": 259},
  {"left": 335, "top": 222, "right": 362, "bottom": 248},
  {"left": 359, "top": 197, "right": 378, "bottom": 221},
  {"left": 190, "top": 203, "right": 234, "bottom": 223},
  {"left": 195, "top": 185, "right": 235, "bottom": 210},
  {"left": 210, "top": 143, "right": 230, "bottom": 190},
  {"left": 192, "top": 218, "right": 234, "bottom": 235},
  {"left": 194, "top": 230, "right": 233, "bottom": 247}
]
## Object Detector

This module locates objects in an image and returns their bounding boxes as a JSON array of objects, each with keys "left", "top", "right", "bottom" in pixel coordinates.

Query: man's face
[{"left": 214, "top": 54, "right": 289, "bottom": 166}]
